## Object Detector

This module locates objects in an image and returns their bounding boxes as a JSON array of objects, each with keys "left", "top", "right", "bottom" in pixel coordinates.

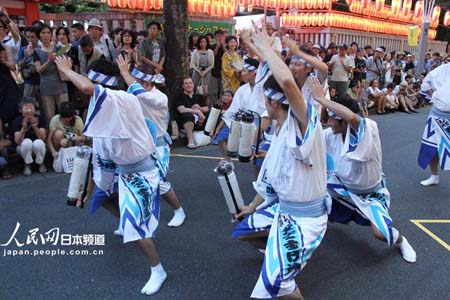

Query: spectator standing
[
  {"left": 136, "top": 30, "right": 147, "bottom": 50},
  {"left": 34, "top": 24, "right": 68, "bottom": 125},
  {"left": 188, "top": 31, "right": 200, "bottom": 55},
  {"left": 393, "top": 51, "right": 405, "bottom": 85},
  {"left": 78, "top": 35, "right": 104, "bottom": 76},
  {"left": 221, "top": 35, "right": 242, "bottom": 93},
  {"left": 119, "top": 29, "right": 139, "bottom": 70},
  {"left": 404, "top": 54, "right": 416, "bottom": 76},
  {"left": 17, "top": 26, "right": 40, "bottom": 100},
  {"left": 112, "top": 27, "right": 123, "bottom": 49},
  {"left": 12, "top": 97, "right": 47, "bottom": 176},
  {"left": 383, "top": 53, "right": 395, "bottom": 85},
  {"left": 70, "top": 23, "right": 85, "bottom": 48},
  {"left": 329, "top": 44, "right": 354, "bottom": 98},
  {"left": 0, "top": 8, "right": 21, "bottom": 63},
  {"left": 210, "top": 29, "right": 226, "bottom": 104},
  {"left": 139, "top": 21, "right": 165, "bottom": 74},
  {"left": 323, "top": 43, "right": 337, "bottom": 63},
  {"left": 366, "top": 47, "right": 383, "bottom": 83},
  {"left": 190, "top": 35, "right": 214, "bottom": 96},
  {"left": 353, "top": 49, "right": 366, "bottom": 82},
  {"left": 87, "top": 18, "right": 117, "bottom": 62}
]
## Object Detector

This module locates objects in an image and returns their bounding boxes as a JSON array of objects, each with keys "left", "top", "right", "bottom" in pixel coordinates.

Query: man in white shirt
[
  {"left": 309, "top": 79, "right": 416, "bottom": 263},
  {"left": 418, "top": 63, "right": 450, "bottom": 186},
  {"left": 87, "top": 18, "right": 117, "bottom": 62},
  {"left": 329, "top": 44, "right": 354, "bottom": 98}
]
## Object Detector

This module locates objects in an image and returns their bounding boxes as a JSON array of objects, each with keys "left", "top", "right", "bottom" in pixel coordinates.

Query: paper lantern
[
  {"left": 128, "top": 0, "right": 137, "bottom": 9},
  {"left": 375, "top": 0, "right": 384, "bottom": 11},
  {"left": 391, "top": 0, "right": 401, "bottom": 14},
  {"left": 444, "top": 11, "right": 450, "bottom": 26},
  {"left": 431, "top": 6, "right": 441, "bottom": 23},
  {"left": 401, "top": 0, "right": 412, "bottom": 16},
  {"left": 117, "top": 0, "right": 127, "bottom": 8},
  {"left": 108, "top": 0, "right": 118, "bottom": 7},
  {"left": 361, "top": 0, "right": 370, "bottom": 8}
]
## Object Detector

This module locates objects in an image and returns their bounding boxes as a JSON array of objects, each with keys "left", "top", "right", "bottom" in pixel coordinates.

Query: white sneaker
[
  {"left": 397, "top": 237, "right": 416, "bottom": 263},
  {"left": 39, "top": 164, "right": 47, "bottom": 174},
  {"left": 167, "top": 207, "right": 186, "bottom": 227},
  {"left": 420, "top": 175, "right": 439, "bottom": 186},
  {"left": 23, "top": 165, "right": 32, "bottom": 176}
]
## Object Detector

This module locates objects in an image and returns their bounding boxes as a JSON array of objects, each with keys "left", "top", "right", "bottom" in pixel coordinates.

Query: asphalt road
[{"left": 0, "top": 107, "right": 449, "bottom": 300}]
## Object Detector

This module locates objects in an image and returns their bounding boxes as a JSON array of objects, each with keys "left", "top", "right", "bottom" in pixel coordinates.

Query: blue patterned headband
[
  {"left": 243, "top": 63, "right": 257, "bottom": 71},
  {"left": 264, "top": 88, "right": 288, "bottom": 105},
  {"left": 290, "top": 55, "right": 310, "bottom": 67},
  {"left": 87, "top": 70, "right": 118, "bottom": 87},
  {"left": 327, "top": 109, "right": 343, "bottom": 120},
  {"left": 131, "top": 69, "right": 166, "bottom": 84}
]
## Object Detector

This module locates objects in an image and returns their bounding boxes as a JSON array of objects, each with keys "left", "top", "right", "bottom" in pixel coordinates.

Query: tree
[
  {"left": 40, "top": 0, "right": 107, "bottom": 14},
  {"left": 163, "top": 0, "right": 189, "bottom": 115}
]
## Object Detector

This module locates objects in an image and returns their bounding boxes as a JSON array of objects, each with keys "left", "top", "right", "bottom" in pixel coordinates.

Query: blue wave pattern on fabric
[
  {"left": 96, "top": 155, "right": 117, "bottom": 172},
  {"left": 347, "top": 117, "right": 365, "bottom": 153},
  {"left": 291, "top": 102, "right": 317, "bottom": 147},
  {"left": 231, "top": 203, "right": 277, "bottom": 238},
  {"left": 120, "top": 173, "right": 159, "bottom": 239},
  {"left": 84, "top": 85, "right": 107, "bottom": 133},
  {"left": 418, "top": 113, "right": 450, "bottom": 171}
]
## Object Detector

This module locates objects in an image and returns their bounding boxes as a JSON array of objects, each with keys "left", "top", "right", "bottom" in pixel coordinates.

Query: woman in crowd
[
  {"left": 383, "top": 53, "right": 395, "bottom": 85},
  {"left": 119, "top": 29, "right": 139, "bottom": 70},
  {"left": 34, "top": 24, "right": 68, "bottom": 125},
  {"left": 190, "top": 35, "right": 214, "bottom": 96},
  {"left": 367, "top": 79, "right": 387, "bottom": 114},
  {"left": 221, "top": 35, "right": 242, "bottom": 93}
]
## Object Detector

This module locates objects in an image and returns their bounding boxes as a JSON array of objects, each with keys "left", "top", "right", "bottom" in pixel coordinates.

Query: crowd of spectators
[{"left": 1, "top": 6, "right": 449, "bottom": 179}]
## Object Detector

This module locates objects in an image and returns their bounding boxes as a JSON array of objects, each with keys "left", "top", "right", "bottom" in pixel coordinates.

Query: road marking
[
  {"left": 411, "top": 219, "right": 450, "bottom": 252},
  {"left": 171, "top": 153, "right": 238, "bottom": 161}
]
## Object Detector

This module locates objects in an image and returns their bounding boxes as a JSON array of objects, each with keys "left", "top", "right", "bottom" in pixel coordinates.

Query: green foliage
[{"left": 40, "top": 0, "right": 108, "bottom": 14}]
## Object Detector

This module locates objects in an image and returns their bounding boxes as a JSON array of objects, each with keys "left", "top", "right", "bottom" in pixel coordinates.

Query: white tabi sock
[
  {"left": 397, "top": 236, "right": 417, "bottom": 263},
  {"left": 113, "top": 229, "right": 122, "bottom": 236},
  {"left": 420, "top": 175, "right": 439, "bottom": 186},
  {"left": 141, "top": 263, "right": 167, "bottom": 295},
  {"left": 167, "top": 207, "right": 186, "bottom": 227}
]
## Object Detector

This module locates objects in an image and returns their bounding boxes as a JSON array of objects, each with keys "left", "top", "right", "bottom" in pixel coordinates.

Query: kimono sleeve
[
  {"left": 83, "top": 84, "right": 135, "bottom": 139},
  {"left": 286, "top": 102, "right": 320, "bottom": 164},
  {"left": 343, "top": 117, "right": 376, "bottom": 161}
]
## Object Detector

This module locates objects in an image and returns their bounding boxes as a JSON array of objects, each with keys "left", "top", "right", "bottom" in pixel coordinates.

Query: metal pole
[
  {"left": 416, "top": 0, "right": 435, "bottom": 77},
  {"left": 416, "top": 21, "right": 430, "bottom": 76}
]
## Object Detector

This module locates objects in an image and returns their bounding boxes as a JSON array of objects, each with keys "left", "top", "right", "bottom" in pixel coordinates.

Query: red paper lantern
[
  {"left": 391, "top": 0, "right": 401, "bottom": 14},
  {"left": 117, "top": 0, "right": 127, "bottom": 8},
  {"left": 108, "top": 0, "right": 118, "bottom": 7},
  {"left": 128, "top": 0, "right": 137, "bottom": 9}
]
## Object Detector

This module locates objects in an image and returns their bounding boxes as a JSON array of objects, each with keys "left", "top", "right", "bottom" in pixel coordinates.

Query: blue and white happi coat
[
  {"left": 84, "top": 84, "right": 161, "bottom": 243},
  {"left": 324, "top": 117, "right": 399, "bottom": 246},
  {"left": 237, "top": 103, "right": 328, "bottom": 299},
  {"left": 418, "top": 107, "right": 450, "bottom": 171}
]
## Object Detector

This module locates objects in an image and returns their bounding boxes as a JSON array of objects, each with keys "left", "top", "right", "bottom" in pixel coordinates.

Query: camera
[{"left": 65, "top": 132, "right": 74, "bottom": 141}]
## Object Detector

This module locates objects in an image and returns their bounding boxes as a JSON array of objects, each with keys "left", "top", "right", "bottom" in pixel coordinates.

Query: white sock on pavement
[
  {"left": 141, "top": 263, "right": 167, "bottom": 295},
  {"left": 397, "top": 236, "right": 416, "bottom": 263},
  {"left": 420, "top": 175, "right": 439, "bottom": 186},
  {"left": 167, "top": 207, "right": 186, "bottom": 227},
  {"left": 113, "top": 229, "right": 122, "bottom": 236}
]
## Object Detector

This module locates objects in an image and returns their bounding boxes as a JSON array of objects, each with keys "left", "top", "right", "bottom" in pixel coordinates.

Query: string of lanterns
[
  {"left": 106, "top": 0, "right": 237, "bottom": 17},
  {"left": 281, "top": 11, "right": 437, "bottom": 38},
  {"left": 104, "top": 0, "right": 450, "bottom": 27}
]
